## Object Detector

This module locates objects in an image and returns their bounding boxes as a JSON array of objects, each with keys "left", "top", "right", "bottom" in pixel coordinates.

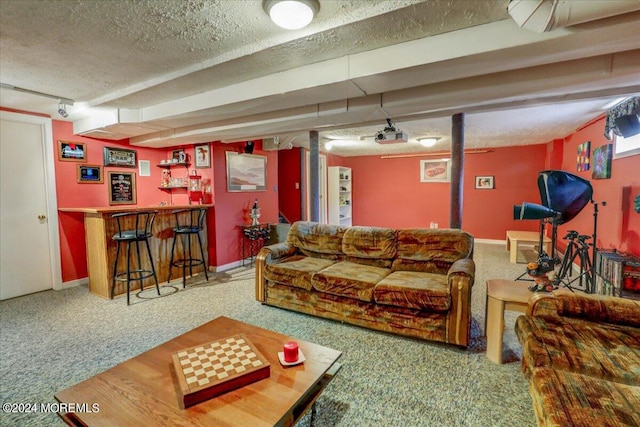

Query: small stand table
[
  {"left": 485, "top": 279, "right": 533, "bottom": 364},
  {"left": 241, "top": 224, "right": 271, "bottom": 267},
  {"left": 506, "top": 230, "right": 552, "bottom": 264}
]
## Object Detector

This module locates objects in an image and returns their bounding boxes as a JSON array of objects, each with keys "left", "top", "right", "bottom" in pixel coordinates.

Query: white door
[
  {"left": 305, "top": 152, "right": 327, "bottom": 223},
  {"left": 1, "top": 112, "right": 61, "bottom": 300}
]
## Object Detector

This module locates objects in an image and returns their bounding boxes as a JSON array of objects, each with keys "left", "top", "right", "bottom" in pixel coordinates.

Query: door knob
[{"left": 38, "top": 215, "right": 47, "bottom": 221}]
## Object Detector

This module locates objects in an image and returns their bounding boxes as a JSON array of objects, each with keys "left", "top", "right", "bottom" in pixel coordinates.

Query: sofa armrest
[
  {"left": 255, "top": 243, "right": 297, "bottom": 302},
  {"left": 448, "top": 258, "right": 475, "bottom": 280},
  {"left": 446, "top": 258, "right": 475, "bottom": 347},
  {"left": 527, "top": 289, "right": 640, "bottom": 328}
]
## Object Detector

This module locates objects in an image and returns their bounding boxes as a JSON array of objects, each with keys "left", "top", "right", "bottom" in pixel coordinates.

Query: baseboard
[
  {"left": 475, "top": 238, "right": 505, "bottom": 245},
  {"left": 213, "top": 260, "right": 246, "bottom": 272},
  {"left": 60, "top": 277, "right": 88, "bottom": 289}
]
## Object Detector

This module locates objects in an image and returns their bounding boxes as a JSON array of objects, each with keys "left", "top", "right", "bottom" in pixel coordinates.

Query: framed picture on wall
[
  {"left": 58, "top": 140, "right": 86, "bottom": 162},
  {"left": 108, "top": 171, "right": 137, "bottom": 205},
  {"left": 195, "top": 143, "right": 210, "bottom": 168},
  {"left": 475, "top": 175, "right": 494, "bottom": 189},
  {"left": 103, "top": 146, "right": 137, "bottom": 168},
  {"left": 420, "top": 159, "right": 451, "bottom": 183},
  {"left": 592, "top": 144, "right": 613, "bottom": 180},
  {"left": 76, "top": 164, "right": 103, "bottom": 183},
  {"left": 226, "top": 151, "right": 267, "bottom": 192}
]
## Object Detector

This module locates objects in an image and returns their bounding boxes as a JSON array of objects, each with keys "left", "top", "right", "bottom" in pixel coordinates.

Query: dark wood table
[{"left": 55, "top": 316, "right": 342, "bottom": 426}]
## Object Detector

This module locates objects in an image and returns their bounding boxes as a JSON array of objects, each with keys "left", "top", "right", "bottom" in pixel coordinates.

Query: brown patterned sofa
[
  {"left": 255, "top": 221, "right": 475, "bottom": 347},
  {"left": 514, "top": 289, "right": 640, "bottom": 427}
]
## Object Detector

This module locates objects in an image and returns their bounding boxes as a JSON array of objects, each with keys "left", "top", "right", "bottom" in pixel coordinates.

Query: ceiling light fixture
[
  {"left": 263, "top": 0, "right": 320, "bottom": 30},
  {"left": 417, "top": 137, "right": 439, "bottom": 147},
  {"left": 57, "top": 102, "right": 69, "bottom": 118},
  {"left": 325, "top": 141, "right": 333, "bottom": 151}
]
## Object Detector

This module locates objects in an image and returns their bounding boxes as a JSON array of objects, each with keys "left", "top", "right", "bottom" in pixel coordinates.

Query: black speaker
[
  {"left": 244, "top": 140, "right": 255, "bottom": 154},
  {"left": 615, "top": 113, "right": 640, "bottom": 138}
]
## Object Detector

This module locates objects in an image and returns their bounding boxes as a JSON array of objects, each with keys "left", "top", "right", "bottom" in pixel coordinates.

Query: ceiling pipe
[{"left": 508, "top": 0, "right": 640, "bottom": 33}]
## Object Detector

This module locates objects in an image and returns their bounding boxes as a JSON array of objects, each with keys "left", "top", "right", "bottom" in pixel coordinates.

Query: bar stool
[
  {"left": 111, "top": 211, "right": 160, "bottom": 305},
  {"left": 168, "top": 208, "right": 209, "bottom": 287}
]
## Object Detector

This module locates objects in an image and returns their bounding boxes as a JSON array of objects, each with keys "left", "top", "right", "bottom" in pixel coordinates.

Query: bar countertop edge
[{"left": 59, "top": 204, "right": 214, "bottom": 214}]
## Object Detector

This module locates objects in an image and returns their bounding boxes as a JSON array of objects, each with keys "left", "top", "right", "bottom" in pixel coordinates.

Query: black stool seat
[
  {"left": 168, "top": 208, "right": 209, "bottom": 287},
  {"left": 111, "top": 211, "right": 160, "bottom": 305}
]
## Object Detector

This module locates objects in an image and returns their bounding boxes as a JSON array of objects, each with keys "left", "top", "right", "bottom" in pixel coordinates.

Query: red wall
[
  {"left": 14, "top": 110, "right": 639, "bottom": 285},
  {"left": 211, "top": 141, "right": 279, "bottom": 267},
  {"left": 556, "top": 116, "right": 640, "bottom": 254},
  {"left": 342, "top": 145, "right": 547, "bottom": 238}
]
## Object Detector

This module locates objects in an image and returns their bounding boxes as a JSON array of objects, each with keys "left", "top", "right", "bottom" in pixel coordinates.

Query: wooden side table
[
  {"left": 485, "top": 279, "right": 533, "bottom": 364},
  {"left": 506, "top": 230, "right": 551, "bottom": 263}
]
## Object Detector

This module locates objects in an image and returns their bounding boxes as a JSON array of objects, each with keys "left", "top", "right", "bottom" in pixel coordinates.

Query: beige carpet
[{"left": 0, "top": 242, "right": 534, "bottom": 427}]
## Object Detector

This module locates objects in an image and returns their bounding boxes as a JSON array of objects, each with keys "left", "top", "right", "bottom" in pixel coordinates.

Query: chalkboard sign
[{"left": 108, "top": 172, "right": 137, "bottom": 205}]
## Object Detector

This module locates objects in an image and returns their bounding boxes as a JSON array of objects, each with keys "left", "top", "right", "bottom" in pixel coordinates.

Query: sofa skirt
[{"left": 265, "top": 282, "right": 450, "bottom": 344}]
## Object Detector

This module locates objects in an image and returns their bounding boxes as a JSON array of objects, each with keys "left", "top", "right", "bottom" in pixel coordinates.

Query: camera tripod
[{"left": 553, "top": 230, "right": 593, "bottom": 292}]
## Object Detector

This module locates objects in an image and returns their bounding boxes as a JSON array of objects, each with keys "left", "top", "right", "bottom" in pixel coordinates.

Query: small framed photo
[
  {"left": 195, "top": 144, "right": 211, "bottom": 168},
  {"left": 103, "top": 146, "right": 137, "bottom": 168},
  {"left": 58, "top": 140, "right": 86, "bottom": 162},
  {"left": 475, "top": 175, "right": 494, "bottom": 189},
  {"left": 77, "top": 164, "right": 103, "bottom": 183},
  {"left": 108, "top": 171, "right": 137, "bottom": 205},
  {"left": 171, "top": 149, "right": 187, "bottom": 163},
  {"left": 420, "top": 159, "right": 451, "bottom": 183}
]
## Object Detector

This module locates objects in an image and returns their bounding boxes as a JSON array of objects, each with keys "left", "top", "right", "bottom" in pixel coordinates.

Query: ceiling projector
[{"left": 374, "top": 118, "right": 408, "bottom": 144}]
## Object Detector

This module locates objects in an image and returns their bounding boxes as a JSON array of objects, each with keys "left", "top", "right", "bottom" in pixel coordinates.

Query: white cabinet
[{"left": 328, "top": 166, "right": 352, "bottom": 226}]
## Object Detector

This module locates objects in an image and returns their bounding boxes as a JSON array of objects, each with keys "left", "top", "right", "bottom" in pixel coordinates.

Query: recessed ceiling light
[
  {"left": 263, "top": 0, "right": 320, "bottom": 30},
  {"left": 417, "top": 137, "right": 439, "bottom": 147}
]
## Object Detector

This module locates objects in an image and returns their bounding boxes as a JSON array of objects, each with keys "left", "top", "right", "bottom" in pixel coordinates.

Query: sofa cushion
[
  {"left": 374, "top": 271, "right": 451, "bottom": 311},
  {"left": 287, "top": 221, "right": 346, "bottom": 256},
  {"left": 529, "top": 367, "right": 640, "bottom": 427},
  {"left": 515, "top": 315, "right": 640, "bottom": 386},
  {"left": 265, "top": 256, "right": 336, "bottom": 291},
  {"left": 342, "top": 225, "right": 396, "bottom": 259},
  {"left": 312, "top": 261, "right": 390, "bottom": 302},
  {"left": 393, "top": 229, "right": 473, "bottom": 274}
]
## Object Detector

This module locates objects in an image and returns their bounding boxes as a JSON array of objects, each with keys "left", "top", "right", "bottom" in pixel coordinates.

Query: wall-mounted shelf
[
  {"left": 157, "top": 162, "right": 190, "bottom": 168},
  {"left": 159, "top": 186, "right": 188, "bottom": 190}
]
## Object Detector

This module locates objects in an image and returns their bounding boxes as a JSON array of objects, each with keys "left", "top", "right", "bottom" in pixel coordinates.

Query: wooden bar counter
[{"left": 59, "top": 205, "right": 213, "bottom": 299}]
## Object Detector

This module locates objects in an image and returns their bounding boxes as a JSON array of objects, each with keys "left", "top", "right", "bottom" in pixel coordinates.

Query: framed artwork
[
  {"left": 76, "top": 164, "right": 103, "bottom": 183},
  {"left": 103, "top": 146, "right": 137, "bottom": 168},
  {"left": 577, "top": 141, "right": 590, "bottom": 171},
  {"left": 420, "top": 159, "right": 451, "bottom": 183},
  {"left": 226, "top": 151, "right": 267, "bottom": 192},
  {"left": 475, "top": 175, "right": 494, "bottom": 189},
  {"left": 58, "top": 140, "right": 86, "bottom": 162},
  {"left": 592, "top": 144, "right": 613, "bottom": 180},
  {"left": 195, "top": 144, "right": 211, "bottom": 168},
  {"left": 108, "top": 171, "right": 137, "bottom": 205}
]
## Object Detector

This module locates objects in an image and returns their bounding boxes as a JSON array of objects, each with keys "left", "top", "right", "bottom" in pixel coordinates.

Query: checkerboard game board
[{"left": 172, "top": 333, "right": 271, "bottom": 408}]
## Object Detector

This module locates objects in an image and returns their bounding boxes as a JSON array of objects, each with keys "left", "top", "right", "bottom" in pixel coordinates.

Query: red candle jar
[{"left": 283, "top": 341, "right": 299, "bottom": 363}]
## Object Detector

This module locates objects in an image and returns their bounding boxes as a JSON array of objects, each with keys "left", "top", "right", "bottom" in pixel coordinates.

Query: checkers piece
[{"left": 172, "top": 333, "right": 271, "bottom": 408}]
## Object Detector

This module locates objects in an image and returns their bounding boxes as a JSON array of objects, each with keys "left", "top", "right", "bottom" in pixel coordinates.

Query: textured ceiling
[{"left": 1, "top": 0, "right": 640, "bottom": 156}]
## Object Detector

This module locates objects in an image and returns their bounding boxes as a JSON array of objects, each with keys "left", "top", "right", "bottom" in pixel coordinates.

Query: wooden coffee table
[
  {"left": 485, "top": 279, "right": 533, "bottom": 364},
  {"left": 55, "top": 316, "right": 342, "bottom": 426}
]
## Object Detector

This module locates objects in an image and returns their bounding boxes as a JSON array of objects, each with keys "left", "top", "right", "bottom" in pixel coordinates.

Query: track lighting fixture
[{"left": 57, "top": 102, "right": 69, "bottom": 118}]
